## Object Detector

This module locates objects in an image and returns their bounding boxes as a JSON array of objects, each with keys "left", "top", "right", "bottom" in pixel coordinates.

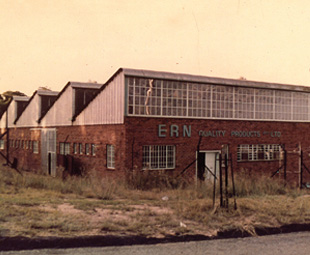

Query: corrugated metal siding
[
  {"left": 7, "top": 101, "right": 17, "bottom": 128},
  {"left": 74, "top": 73, "right": 124, "bottom": 125},
  {"left": 41, "top": 86, "right": 74, "bottom": 127},
  {"left": 41, "top": 128, "right": 57, "bottom": 176},
  {"left": 16, "top": 93, "right": 40, "bottom": 128},
  {"left": 0, "top": 112, "right": 6, "bottom": 130}
]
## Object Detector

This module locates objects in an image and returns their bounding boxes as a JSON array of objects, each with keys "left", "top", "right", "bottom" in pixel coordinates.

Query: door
[
  {"left": 197, "top": 151, "right": 220, "bottom": 182},
  {"left": 41, "top": 129, "right": 56, "bottom": 176},
  {"left": 205, "top": 152, "right": 219, "bottom": 180}
]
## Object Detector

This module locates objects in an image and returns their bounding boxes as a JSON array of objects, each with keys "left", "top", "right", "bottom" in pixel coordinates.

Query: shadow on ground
[{"left": 1, "top": 223, "right": 310, "bottom": 251}]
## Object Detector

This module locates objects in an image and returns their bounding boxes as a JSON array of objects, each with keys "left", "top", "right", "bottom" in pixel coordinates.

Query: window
[
  {"left": 60, "top": 142, "right": 70, "bottom": 155},
  {"left": 29, "top": 141, "right": 32, "bottom": 150},
  {"left": 142, "top": 145, "right": 175, "bottom": 170},
  {"left": 79, "top": 143, "right": 83, "bottom": 155},
  {"left": 59, "top": 142, "right": 64, "bottom": 155},
  {"left": 73, "top": 143, "right": 78, "bottom": 154},
  {"left": 25, "top": 140, "right": 29, "bottom": 150},
  {"left": 126, "top": 76, "right": 310, "bottom": 122},
  {"left": 33, "top": 141, "right": 39, "bottom": 154},
  {"left": 85, "top": 143, "right": 90, "bottom": 155},
  {"left": 91, "top": 144, "right": 96, "bottom": 156},
  {"left": 107, "top": 145, "right": 115, "bottom": 169},
  {"left": 64, "top": 143, "right": 70, "bottom": 155},
  {"left": 21, "top": 140, "right": 24, "bottom": 149},
  {"left": 0, "top": 140, "right": 4, "bottom": 150},
  {"left": 237, "top": 144, "right": 281, "bottom": 162}
]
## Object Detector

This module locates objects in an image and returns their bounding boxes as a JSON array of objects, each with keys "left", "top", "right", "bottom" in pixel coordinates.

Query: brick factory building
[{"left": 1, "top": 68, "right": 310, "bottom": 187}]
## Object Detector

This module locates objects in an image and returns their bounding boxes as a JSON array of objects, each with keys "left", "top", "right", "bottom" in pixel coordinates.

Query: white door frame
[{"left": 196, "top": 150, "right": 221, "bottom": 183}]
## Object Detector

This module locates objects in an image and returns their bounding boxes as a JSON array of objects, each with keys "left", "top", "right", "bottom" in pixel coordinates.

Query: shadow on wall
[{"left": 57, "top": 155, "right": 85, "bottom": 177}]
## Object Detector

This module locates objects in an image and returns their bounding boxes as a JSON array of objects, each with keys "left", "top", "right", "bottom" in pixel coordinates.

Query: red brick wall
[
  {"left": 2, "top": 125, "right": 127, "bottom": 179},
  {"left": 3, "top": 117, "right": 310, "bottom": 186},
  {"left": 124, "top": 116, "right": 310, "bottom": 185},
  {"left": 2, "top": 127, "right": 41, "bottom": 172},
  {"left": 55, "top": 124, "right": 127, "bottom": 178}
]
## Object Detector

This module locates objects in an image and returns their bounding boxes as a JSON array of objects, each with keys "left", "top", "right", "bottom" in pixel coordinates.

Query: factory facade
[{"left": 1, "top": 68, "right": 310, "bottom": 186}]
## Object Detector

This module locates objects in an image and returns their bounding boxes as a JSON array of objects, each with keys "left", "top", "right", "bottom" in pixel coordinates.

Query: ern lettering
[{"left": 158, "top": 124, "right": 191, "bottom": 138}]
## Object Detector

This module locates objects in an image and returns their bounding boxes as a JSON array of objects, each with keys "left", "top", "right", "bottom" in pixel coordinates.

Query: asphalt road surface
[{"left": 1, "top": 231, "right": 310, "bottom": 255}]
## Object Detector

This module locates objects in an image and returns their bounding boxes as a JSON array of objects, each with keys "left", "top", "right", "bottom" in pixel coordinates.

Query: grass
[{"left": 0, "top": 165, "right": 310, "bottom": 238}]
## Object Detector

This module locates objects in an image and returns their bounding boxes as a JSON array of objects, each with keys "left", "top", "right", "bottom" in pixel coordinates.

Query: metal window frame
[
  {"left": 142, "top": 145, "right": 175, "bottom": 170},
  {"left": 107, "top": 144, "right": 115, "bottom": 169},
  {"left": 33, "top": 141, "right": 39, "bottom": 154},
  {"left": 237, "top": 144, "right": 281, "bottom": 162},
  {"left": 126, "top": 76, "right": 310, "bottom": 122}
]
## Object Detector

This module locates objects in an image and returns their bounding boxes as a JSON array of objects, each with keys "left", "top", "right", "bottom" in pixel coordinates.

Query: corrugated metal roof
[{"left": 121, "top": 68, "right": 310, "bottom": 92}]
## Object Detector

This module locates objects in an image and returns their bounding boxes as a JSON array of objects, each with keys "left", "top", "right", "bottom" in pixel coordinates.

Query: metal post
[
  {"left": 212, "top": 154, "right": 217, "bottom": 208},
  {"left": 225, "top": 153, "right": 229, "bottom": 209},
  {"left": 299, "top": 143, "right": 302, "bottom": 189},
  {"left": 284, "top": 148, "right": 287, "bottom": 183},
  {"left": 230, "top": 154, "right": 237, "bottom": 210},
  {"left": 300, "top": 149, "right": 303, "bottom": 189},
  {"left": 6, "top": 110, "right": 9, "bottom": 165},
  {"left": 131, "top": 137, "right": 135, "bottom": 170},
  {"left": 219, "top": 154, "right": 223, "bottom": 208}
]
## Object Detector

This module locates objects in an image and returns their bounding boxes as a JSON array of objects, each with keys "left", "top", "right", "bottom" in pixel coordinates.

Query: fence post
[
  {"left": 224, "top": 153, "right": 229, "bottom": 209},
  {"left": 230, "top": 153, "right": 237, "bottom": 210},
  {"left": 284, "top": 147, "right": 287, "bottom": 183},
  {"left": 219, "top": 154, "right": 223, "bottom": 207},
  {"left": 212, "top": 154, "right": 217, "bottom": 208},
  {"left": 300, "top": 148, "right": 303, "bottom": 189}
]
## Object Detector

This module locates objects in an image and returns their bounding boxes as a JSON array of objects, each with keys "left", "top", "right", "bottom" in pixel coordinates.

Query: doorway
[
  {"left": 197, "top": 151, "right": 220, "bottom": 182},
  {"left": 41, "top": 129, "right": 56, "bottom": 176}
]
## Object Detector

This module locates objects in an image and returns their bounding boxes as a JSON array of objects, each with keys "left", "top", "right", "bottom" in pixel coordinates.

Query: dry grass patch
[{"left": 1, "top": 165, "right": 310, "bottom": 238}]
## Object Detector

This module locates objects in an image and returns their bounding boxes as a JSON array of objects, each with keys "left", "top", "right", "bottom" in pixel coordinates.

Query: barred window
[
  {"left": 107, "top": 145, "right": 115, "bottom": 169},
  {"left": 237, "top": 144, "right": 281, "bottom": 162},
  {"left": 142, "top": 145, "right": 175, "bottom": 170}
]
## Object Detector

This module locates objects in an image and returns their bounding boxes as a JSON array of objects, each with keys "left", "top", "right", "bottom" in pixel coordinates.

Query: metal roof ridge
[{"left": 121, "top": 68, "right": 310, "bottom": 92}]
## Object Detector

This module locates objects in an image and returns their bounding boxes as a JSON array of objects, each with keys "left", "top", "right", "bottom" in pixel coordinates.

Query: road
[{"left": 1, "top": 231, "right": 310, "bottom": 255}]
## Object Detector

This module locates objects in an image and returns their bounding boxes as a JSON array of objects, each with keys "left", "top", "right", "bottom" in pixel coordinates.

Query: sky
[{"left": 1, "top": 0, "right": 310, "bottom": 96}]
